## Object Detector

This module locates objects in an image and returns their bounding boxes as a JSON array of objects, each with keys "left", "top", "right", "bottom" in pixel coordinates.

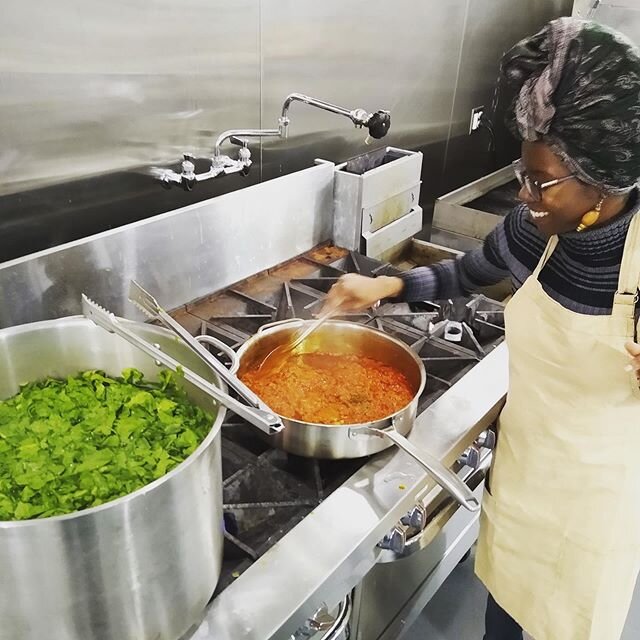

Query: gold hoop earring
[{"left": 576, "top": 197, "right": 604, "bottom": 232}]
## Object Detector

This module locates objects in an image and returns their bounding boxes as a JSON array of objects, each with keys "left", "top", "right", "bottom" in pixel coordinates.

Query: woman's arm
[{"left": 325, "top": 215, "right": 511, "bottom": 310}]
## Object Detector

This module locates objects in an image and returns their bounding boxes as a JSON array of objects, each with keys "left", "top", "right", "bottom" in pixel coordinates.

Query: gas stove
[{"left": 170, "top": 245, "right": 505, "bottom": 597}]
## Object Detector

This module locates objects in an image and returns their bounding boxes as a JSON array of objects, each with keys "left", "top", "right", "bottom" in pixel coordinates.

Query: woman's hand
[
  {"left": 323, "top": 274, "right": 404, "bottom": 312},
  {"left": 624, "top": 341, "right": 640, "bottom": 380}
]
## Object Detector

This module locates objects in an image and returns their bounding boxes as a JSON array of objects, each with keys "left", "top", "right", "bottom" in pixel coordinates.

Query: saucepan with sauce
[{"left": 231, "top": 319, "right": 480, "bottom": 511}]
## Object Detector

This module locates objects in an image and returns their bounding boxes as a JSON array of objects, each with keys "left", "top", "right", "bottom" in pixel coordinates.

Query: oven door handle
[{"left": 320, "top": 593, "right": 352, "bottom": 639}]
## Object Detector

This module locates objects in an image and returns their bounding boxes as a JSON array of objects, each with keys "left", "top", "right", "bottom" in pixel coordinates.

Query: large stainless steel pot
[
  {"left": 233, "top": 319, "right": 479, "bottom": 511},
  {"left": 0, "top": 317, "right": 228, "bottom": 640}
]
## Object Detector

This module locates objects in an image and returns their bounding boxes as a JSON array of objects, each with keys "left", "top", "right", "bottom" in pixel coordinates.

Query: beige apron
[{"left": 476, "top": 213, "right": 640, "bottom": 640}]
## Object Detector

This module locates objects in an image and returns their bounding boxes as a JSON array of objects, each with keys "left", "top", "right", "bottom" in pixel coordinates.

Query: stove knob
[
  {"left": 378, "top": 523, "right": 407, "bottom": 554},
  {"left": 307, "top": 604, "right": 336, "bottom": 632},
  {"left": 291, "top": 603, "right": 337, "bottom": 638},
  {"left": 475, "top": 430, "right": 496, "bottom": 450},
  {"left": 400, "top": 503, "right": 427, "bottom": 530},
  {"left": 407, "top": 503, "right": 427, "bottom": 531},
  {"left": 459, "top": 445, "right": 481, "bottom": 470}
]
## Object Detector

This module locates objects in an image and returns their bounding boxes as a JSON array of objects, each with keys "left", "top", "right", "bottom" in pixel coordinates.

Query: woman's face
[{"left": 518, "top": 141, "right": 601, "bottom": 236}]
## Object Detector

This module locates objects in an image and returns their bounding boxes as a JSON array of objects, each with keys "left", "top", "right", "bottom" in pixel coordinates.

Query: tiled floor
[{"left": 405, "top": 549, "right": 640, "bottom": 640}]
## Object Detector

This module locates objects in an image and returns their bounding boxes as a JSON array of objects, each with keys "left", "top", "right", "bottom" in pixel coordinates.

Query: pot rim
[
  {"left": 234, "top": 318, "right": 427, "bottom": 430},
  {"left": 0, "top": 316, "right": 227, "bottom": 527}
]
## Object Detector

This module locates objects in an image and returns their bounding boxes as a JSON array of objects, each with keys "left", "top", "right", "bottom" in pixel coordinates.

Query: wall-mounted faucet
[{"left": 153, "top": 93, "right": 391, "bottom": 190}]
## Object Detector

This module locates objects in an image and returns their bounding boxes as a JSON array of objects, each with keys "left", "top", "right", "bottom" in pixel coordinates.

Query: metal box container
[
  {"left": 332, "top": 147, "right": 423, "bottom": 254},
  {"left": 431, "top": 165, "right": 518, "bottom": 251},
  {"left": 363, "top": 205, "right": 423, "bottom": 262},
  {"left": 362, "top": 183, "right": 421, "bottom": 234}
]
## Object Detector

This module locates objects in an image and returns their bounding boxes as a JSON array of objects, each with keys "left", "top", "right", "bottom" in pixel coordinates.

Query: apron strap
[
  {"left": 532, "top": 235, "right": 559, "bottom": 279},
  {"left": 613, "top": 213, "right": 640, "bottom": 317}
]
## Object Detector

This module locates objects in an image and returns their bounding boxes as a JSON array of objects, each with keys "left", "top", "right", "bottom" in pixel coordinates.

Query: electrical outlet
[{"left": 469, "top": 106, "right": 485, "bottom": 134}]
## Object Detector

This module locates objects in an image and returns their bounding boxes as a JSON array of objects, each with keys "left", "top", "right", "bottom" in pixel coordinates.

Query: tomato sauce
[{"left": 240, "top": 352, "right": 415, "bottom": 425}]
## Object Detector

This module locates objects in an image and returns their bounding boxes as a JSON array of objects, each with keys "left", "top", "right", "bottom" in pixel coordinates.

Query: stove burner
[{"left": 215, "top": 432, "right": 361, "bottom": 592}]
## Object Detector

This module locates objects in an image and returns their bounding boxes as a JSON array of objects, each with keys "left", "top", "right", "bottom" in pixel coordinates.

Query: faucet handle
[
  {"left": 238, "top": 145, "right": 252, "bottom": 173},
  {"left": 229, "top": 136, "right": 248, "bottom": 147},
  {"left": 367, "top": 110, "right": 391, "bottom": 139},
  {"left": 180, "top": 153, "right": 196, "bottom": 191},
  {"left": 350, "top": 108, "right": 370, "bottom": 127},
  {"left": 181, "top": 153, "right": 196, "bottom": 174}
]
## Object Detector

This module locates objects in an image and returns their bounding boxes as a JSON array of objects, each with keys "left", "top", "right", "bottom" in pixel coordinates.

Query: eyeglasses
[{"left": 512, "top": 159, "right": 577, "bottom": 201}]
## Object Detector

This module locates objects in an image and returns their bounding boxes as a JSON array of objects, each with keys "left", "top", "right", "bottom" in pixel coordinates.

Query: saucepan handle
[
  {"left": 257, "top": 318, "right": 305, "bottom": 334},
  {"left": 194, "top": 334, "right": 276, "bottom": 414},
  {"left": 363, "top": 427, "right": 481, "bottom": 512},
  {"left": 194, "top": 334, "right": 240, "bottom": 374}
]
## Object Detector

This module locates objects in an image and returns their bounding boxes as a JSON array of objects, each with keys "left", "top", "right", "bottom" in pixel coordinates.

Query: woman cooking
[{"left": 325, "top": 17, "right": 640, "bottom": 640}]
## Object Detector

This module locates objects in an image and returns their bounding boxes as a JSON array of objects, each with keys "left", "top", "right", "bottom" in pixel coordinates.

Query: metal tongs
[
  {"left": 128, "top": 281, "right": 268, "bottom": 409},
  {"left": 82, "top": 294, "right": 283, "bottom": 435}
]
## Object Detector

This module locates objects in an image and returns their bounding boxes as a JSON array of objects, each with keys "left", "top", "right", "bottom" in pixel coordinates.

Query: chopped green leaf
[{"left": 0, "top": 368, "right": 214, "bottom": 521}]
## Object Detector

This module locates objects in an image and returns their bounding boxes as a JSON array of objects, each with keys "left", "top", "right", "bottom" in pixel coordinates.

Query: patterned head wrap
[{"left": 501, "top": 17, "right": 640, "bottom": 193}]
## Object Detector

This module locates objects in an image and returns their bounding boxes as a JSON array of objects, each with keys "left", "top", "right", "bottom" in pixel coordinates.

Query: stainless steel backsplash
[
  {"left": 573, "top": 0, "right": 640, "bottom": 45},
  {"left": 0, "top": 0, "right": 571, "bottom": 262}
]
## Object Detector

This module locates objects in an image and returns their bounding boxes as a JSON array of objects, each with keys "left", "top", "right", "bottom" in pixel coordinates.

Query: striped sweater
[{"left": 400, "top": 190, "right": 640, "bottom": 315}]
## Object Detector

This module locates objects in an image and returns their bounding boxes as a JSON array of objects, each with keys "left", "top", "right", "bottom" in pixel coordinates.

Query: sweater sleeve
[{"left": 398, "top": 216, "right": 511, "bottom": 302}]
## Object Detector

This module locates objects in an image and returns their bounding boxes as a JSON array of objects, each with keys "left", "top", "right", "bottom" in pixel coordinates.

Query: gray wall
[
  {"left": 573, "top": 0, "right": 640, "bottom": 43},
  {"left": 0, "top": 0, "right": 571, "bottom": 261}
]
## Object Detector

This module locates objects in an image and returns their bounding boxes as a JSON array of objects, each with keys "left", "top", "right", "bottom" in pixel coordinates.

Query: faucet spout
[
  {"left": 214, "top": 128, "right": 281, "bottom": 159},
  {"left": 280, "top": 93, "right": 390, "bottom": 139},
  {"left": 154, "top": 93, "right": 390, "bottom": 189}
]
